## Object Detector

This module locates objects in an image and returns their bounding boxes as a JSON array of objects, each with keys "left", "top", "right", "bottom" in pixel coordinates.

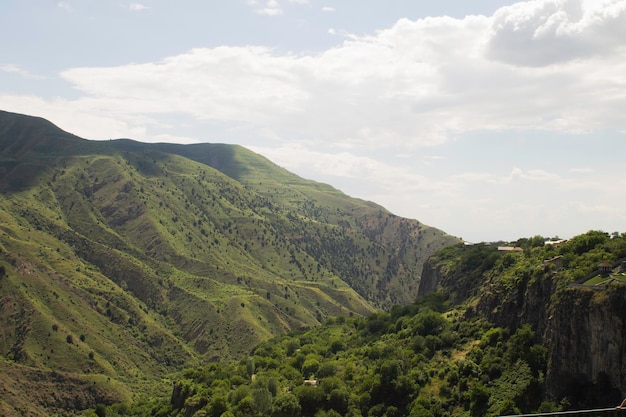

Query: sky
[{"left": 1, "top": 0, "right": 626, "bottom": 243}]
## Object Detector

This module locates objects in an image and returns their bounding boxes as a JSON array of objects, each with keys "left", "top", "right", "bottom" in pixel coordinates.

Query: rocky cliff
[
  {"left": 546, "top": 285, "right": 626, "bottom": 405},
  {"left": 418, "top": 235, "right": 626, "bottom": 407}
]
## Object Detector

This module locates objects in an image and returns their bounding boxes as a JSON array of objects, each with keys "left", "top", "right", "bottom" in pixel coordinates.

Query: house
[
  {"left": 545, "top": 239, "right": 567, "bottom": 247},
  {"left": 598, "top": 262, "right": 613, "bottom": 275},
  {"left": 304, "top": 379, "right": 318, "bottom": 387},
  {"left": 543, "top": 255, "right": 563, "bottom": 271},
  {"left": 497, "top": 246, "right": 524, "bottom": 252}
]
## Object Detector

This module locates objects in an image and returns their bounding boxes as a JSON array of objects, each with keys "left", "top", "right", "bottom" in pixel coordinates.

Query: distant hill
[{"left": 0, "top": 110, "right": 459, "bottom": 415}]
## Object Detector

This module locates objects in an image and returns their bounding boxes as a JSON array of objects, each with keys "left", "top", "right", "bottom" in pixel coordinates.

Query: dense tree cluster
[{"left": 94, "top": 293, "right": 555, "bottom": 417}]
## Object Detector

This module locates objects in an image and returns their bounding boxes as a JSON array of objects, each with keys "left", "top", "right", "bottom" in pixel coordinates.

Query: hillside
[
  {"left": 0, "top": 110, "right": 458, "bottom": 415},
  {"left": 140, "top": 231, "right": 626, "bottom": 417}
]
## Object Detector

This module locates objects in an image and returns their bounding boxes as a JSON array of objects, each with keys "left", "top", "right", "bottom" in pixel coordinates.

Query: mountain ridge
[{"left": 0, "top": 109, "right": 459, "bottom": 415}]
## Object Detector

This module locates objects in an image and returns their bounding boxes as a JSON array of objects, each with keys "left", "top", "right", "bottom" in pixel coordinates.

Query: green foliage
[
  {"left": 270, "top": 393, "right": 301, "bottom": 417},
  {"left": 564, "top": 231, "right": 610, "bottom": 256},
  {"left": 413, "top": 309, "right": 447, "bottom": 336},
  {"left": 95, "top": 404, "right": 107, "bottom": 417},
  {"left": 139, "top": 289, "right": 558, "bottom": 417}
]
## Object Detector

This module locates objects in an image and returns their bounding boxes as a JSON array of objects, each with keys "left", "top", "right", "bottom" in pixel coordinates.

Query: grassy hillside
[
  {"left": 0, "top": 110, "right": 458, "bottom": 415},
  {"left": 107, "top": 138, "right": 454, "bottom": 307}
]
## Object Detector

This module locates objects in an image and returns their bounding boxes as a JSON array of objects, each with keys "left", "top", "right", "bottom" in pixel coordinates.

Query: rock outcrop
[
  {"left": 418, "top": 241, "right": 626, "bottom": 407},
  {"left": 546, "top": 285, "right": 626, "bottom": 405}
]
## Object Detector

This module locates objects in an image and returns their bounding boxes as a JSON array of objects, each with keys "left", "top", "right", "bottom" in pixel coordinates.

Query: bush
[{"left": 95, "top": 404, "right": 107, "bottom": 417}]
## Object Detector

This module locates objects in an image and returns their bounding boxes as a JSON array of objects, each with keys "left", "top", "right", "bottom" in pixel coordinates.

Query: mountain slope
[
  {"left": 107, "top": 137, "right": 451, "bottom": 307},
  {"left": 0, "top": 110, "right": 458, "bottom": 415}
]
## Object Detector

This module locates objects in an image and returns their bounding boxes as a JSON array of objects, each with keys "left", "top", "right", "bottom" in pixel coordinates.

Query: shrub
[{"left": 95, "top": 404, "right": 107, "bottom": 417}]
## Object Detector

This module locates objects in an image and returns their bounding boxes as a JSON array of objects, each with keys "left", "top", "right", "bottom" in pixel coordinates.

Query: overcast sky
[{"left": 2, "top": 0, "right": 626, "bottom": 242}]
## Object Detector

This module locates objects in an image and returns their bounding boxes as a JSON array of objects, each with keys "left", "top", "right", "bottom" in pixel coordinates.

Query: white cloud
[
  {"left": 322, "top": 6, "right": 335, "bottom": 12},
  {"left": 250, "top": 0, "right": 312, "bottom": 16},
  {"left": 487, "top": 0, "right": 626, "bottom": 66},
  {"left": 452, "top": 166, "right": 599, "bottom": 189},
  {"left": 60, "top": 47, "right": 309, "bottom": 127},
  {"left": 38, "top": 0, "right": 624, "bottom": 152},
  {"left": 430, "top": 163, "right": 626, "bottom": 240},
  {"left": 0, "top": 65, "right": 45, "bottom": 80},
  {"left": 57, "top": 2, "right": 74, "bottom": 12},
  {"left": 421, "top": 155, "right": 445, "bottom": 165},
  {"left": 256, "top": 0, "right": 283, "bottom": 16},
  {"left": 128, "top": 3, "right": 150, "bottom": 12},
  {"left": 250, "top": 144, "right": 454, "bottom": 195},
  {"left": 0, "top": 94, "right": 154, "bottom": 141},
  {"left": 1, "top": 64, "right": 24, "bottom": 74},
  {"left": 570, "top": 167, "right": 594, "bottom": 173}
]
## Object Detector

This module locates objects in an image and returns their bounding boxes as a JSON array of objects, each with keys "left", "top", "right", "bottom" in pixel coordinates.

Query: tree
[
  {"left": 413, "top": 309, "right": 446, "bottom": 336},
  {"left": 252, "top": 387, "right": 273, "bottom": 415},
  {"left": 294, "top": 385, "right": 324, "bottom": 417},
  {"left": 246, "top": 357, "right": 255, "bottom": 377},
  {"left": 408, "top": 402, "right": 434, "bottom": 417},
  {"left": 208, "top": 394, "right": 229, "bottom": 417},
  {"left": 95, "top": 404, "right": 107, "bottom": 417},
  {"left": 317, "top": 362, "right": 337, "bottom": 378},
  {"left": 527, "top": 235, "right": 545, "bottom": 248},
  {"left": 271, "top": 393, "right": 302, "bottom": 417},
  {"left": 301, "top": 356, "right": 320, "bottom": 378},
  {"left": 327, "top": 388, "right": 349, "bottom": 415},
  {"left": 470, "top": 383, "right": 490, "bottom": 417}
]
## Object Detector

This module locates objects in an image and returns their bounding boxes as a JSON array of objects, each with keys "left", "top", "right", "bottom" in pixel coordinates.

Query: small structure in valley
[
  {"left": 598, "top": 262, "right": 613, "bottom": 275},
  {"left": 543, "top": 255, "right": 564, "bottom": 272}
]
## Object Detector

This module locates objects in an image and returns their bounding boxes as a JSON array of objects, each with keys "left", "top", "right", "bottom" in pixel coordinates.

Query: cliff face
[
  {"left": 474, "top": 268, "right": 556, "bottom": 340},
  {"left": 418, "top": 239, "right": 626, "bottom": 406},
  {"left": 546, "top": 286, "right": 626, "bottom": 405},
  {"left": 417, "top": 244, "right": 495, "bottom": 303},
  {"left": 416, "top": 259, "right": 443, "bottom": 298},
  {"left": 476, "top": 273, "right": 626, "bottom": 405}
]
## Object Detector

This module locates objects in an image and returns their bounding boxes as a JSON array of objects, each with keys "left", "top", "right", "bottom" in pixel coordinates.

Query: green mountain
[
  {"left": 0, "top": 110, "right": 459, "bottom": 415},
  {"left": 149, "top": 231, "right": 626, "bottom": 417}
]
